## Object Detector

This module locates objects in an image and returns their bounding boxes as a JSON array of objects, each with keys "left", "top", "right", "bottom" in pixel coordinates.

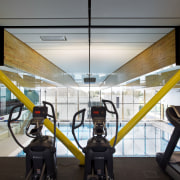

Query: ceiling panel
[
  {"left": 12, "top": 34, "right": 88, "bottom": 43},
  {"left": 0, "top": 0, "right": 88, "bottom": 18},
  {"left": 7, "top": 28, "right": 88, "bottom": 34},
  {"left": 91, "top": 19, "right": 180, "bottom": 26},
  {"left": 92, "top": 0, "right": 180, "bottom": 18},
  {"left": 6, "top": 27, "right": 174, "bottom": 86},
  {"left": 22, "top": 42, "right": 153, "bottom": 51},
  {"left": 1, "top": 0, "right": 180, "bottom": 27},
  {"left": 91, "top": 28, "right": 173, "bottom": 34},
  {"left": 25, "top": 43, "right": 89, "bottom": 50},
  {"left": 91, "top": 33, "right": 167, "bottom": 43}
]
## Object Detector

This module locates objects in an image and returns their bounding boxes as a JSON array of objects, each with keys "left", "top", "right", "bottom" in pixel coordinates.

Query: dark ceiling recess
[
  {"left": 0, "top": 27, "right": 4, "bottom": 66},
  {"left": 175, "top": 27, "right": 180, "bottom": 66},
  {"left": 84, "top": 77, "right": 96, "bottom": 84}
]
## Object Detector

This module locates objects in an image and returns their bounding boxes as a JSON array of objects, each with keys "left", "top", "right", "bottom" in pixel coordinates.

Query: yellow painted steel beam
[
  {"left": 110, "top": 69, "right": 180, "bottom": 147},
  {"left": 0, "top": 70, "right": 85, "bottom": 165}
]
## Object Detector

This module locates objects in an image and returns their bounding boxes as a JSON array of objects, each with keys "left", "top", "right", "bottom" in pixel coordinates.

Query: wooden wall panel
[
  {"left": 104, "top": 30, "right": 176, "bottom": 87},
  {"left": 4, "top": 30, "right": 77, "bottom": 87}
]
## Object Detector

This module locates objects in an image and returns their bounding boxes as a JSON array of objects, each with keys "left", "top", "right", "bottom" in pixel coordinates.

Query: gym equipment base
[{"left": 0, "top": 157, "right": 171, "bottom": 180}]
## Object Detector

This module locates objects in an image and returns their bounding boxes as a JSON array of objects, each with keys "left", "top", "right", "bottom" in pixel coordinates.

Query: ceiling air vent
[
  {"left": 84, "top": 77, "right": 96, "bottom": 84},
  {"left": 40, "top": 36, "right": 67, "bottom": 41}
]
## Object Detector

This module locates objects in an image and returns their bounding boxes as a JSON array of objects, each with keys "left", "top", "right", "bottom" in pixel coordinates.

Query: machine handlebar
[
  {"left": 102, "top": 99, "right": 119, "bottom": 148},
  {"left": 43, "top": 101, "right": 56, "bottom": 119},
  {"left": 42, "top": 101, "right": 57, "bottom": 147},
  {"left": 102, "top": 99, "right": 117, "bottom": 115},
  {"left": 8, "top": 101, "right": 57, "bottom": 149},
  {"left": 8, "top": 103, "right": 24, "bottom": 123},
  {"left": 72, "top": 108, "right": 86, "bottom": 150},
  {"left": 8, "top": 103, "right": 24, "bottom": 149}
]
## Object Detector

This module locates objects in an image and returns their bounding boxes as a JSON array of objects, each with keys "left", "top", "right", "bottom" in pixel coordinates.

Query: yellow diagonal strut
[
  {"left": 110, "top": 69, "right": 180, "bottom": 147},
  {"left": 0, "top": 70, "right": 85, "bottom": 165}
]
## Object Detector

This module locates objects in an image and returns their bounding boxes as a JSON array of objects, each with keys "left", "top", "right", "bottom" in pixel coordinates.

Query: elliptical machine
[
  {"left": 72, "top": 99, "right": 118, "bottom": 180},
  {"left": 8, "top": 101, "right": 57, "bottom": 180}
]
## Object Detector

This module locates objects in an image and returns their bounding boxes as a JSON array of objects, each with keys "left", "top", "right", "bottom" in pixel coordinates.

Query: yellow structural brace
[
  {"left": 110, "top": 69, "right": 180, "bottom": 147},
  {"left": 0, "top": 70, "right": 85, "bottom": 165}
]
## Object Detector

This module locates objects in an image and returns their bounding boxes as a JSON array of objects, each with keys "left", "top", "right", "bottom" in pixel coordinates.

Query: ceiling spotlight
[{"left": 40, "top": 36, "right": 67, "bottom": 41}]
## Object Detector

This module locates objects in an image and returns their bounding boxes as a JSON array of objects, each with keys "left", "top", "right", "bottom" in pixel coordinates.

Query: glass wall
[
  {"left": 144, "top": 89, "right": 161, "bottom": 120},
  {"left": 57, "top": 87, "right": 68, "bottom": 121},
  {"left": 112, "top": 87, "right": 123, "bottom": 120},
  {"left": 79, "top": 88, "right": 89, "bottom": 119},
  {"left": 101, "top": 86, "right": 161, "bottom": 122},
  {"left": 0, "top": 82, "right": 176, "bottom": 124},
  {"left": 39, "top": 86, "right": 155, "bottom": 122}
]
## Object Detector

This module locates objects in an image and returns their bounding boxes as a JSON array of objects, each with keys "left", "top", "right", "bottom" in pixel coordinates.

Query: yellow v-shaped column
[{"left": 0, "top": 70, "right": 85, "bottom": 165}]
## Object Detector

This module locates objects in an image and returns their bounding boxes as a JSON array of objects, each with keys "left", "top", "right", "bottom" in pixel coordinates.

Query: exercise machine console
[
  {"left": 156, "top": 106, "right": 180, "bottom": 180},
  {"left": 72, "top": 99, "right": 118, "bottom": 180},
  {"left": 8, "top": 101, "right": 57, "bottom": 180}
]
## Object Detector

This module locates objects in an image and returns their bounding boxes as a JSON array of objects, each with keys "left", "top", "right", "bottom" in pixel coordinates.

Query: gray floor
[{"left": 0, "top": 157, "right": 171, "bottom": 180}]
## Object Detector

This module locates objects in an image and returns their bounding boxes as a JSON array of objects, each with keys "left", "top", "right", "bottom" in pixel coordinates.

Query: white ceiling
[{"left": 1, "top": 0, "right": 180, "bottom": 86}]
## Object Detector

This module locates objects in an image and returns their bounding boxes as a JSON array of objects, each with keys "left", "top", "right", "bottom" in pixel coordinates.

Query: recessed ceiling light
[{"left": 40, "top": 36, "right": 67, "bottom": 41}]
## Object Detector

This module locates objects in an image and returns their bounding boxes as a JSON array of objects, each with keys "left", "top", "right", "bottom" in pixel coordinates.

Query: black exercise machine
[
  {"left": 72, "top": 99, "right": 118, "bottom": 180},
  {"left": 156, "top": 106, "right": 180, "bottom": 180},
  {"left": 8, "top": 101, "right": 57, "bottom": 180}
]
